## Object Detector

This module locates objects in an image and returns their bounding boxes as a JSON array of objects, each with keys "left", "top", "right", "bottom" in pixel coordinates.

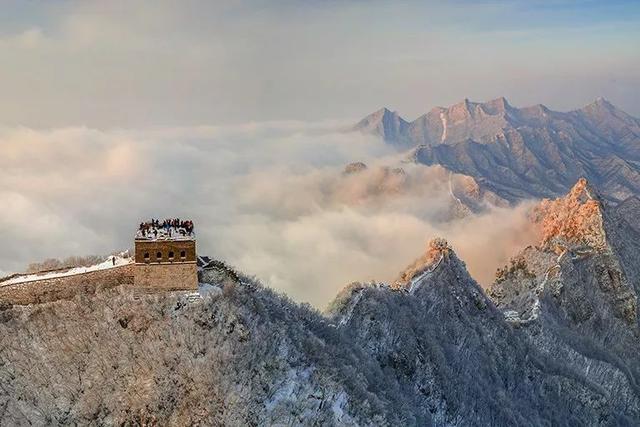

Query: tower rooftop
[{"left": 136, "top": 218, "right": 195, "bottom": 241}]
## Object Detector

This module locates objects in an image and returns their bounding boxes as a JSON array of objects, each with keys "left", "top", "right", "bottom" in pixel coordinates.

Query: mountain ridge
[
  {"left": 355, "top": 98, "right": 640, "bottom": 204},
  {"left": 358, "top": 97, "right": 633, "bottom": 136}
]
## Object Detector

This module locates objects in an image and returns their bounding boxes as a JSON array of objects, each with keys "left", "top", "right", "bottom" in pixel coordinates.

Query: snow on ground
[
  {"left": 408, "top": 254, "right": 444, "bottom": 294},
  {"left": 338, "top": 290, "right": 364, "bottom": 327},
  {"left": 264, "top": 367, "right": 314, "bottom": 412},
  {"left": 0, "top": 256, "right": 133, "bottom": 287},
  {"left": 331, "top": 391, "right": 349, "bottom": 422},
  {"left": 198, "top": 283, "right": 223, "bottom": 297},
  {"left": 503, "top": 310, "right": 522, "bottom": 323},
  {"left": 440, "top": 111, "right": 448, "bottom": 142},
  {"left": 135, "top": 227, "right": 195, "bottom": 241},
  {"left": 448, "top": 171, "right": 463, "bottom": 206}
]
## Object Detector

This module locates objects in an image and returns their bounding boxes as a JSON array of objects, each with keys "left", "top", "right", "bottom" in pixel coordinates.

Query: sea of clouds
[{"left": 0, "top": 122, "right": 538, "bottom": 306}]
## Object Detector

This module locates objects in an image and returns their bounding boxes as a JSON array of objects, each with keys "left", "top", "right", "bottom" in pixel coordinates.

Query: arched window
[
  {"left": 156, "top": 251, "right": 162, "bottom": 261},
  {"left": 144, "top": 252, "right": 150, "bottom": 263},
  {"left": 180, "top": 250, "right": 186, "bottom": 260},
  {"left": 168, "top": 251, "right": 175, "bottom": 260}
]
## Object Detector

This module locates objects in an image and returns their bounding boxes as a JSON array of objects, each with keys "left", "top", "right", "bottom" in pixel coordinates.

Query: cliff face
[
  {"left": 2, "top": 181, "right": 640, "bottom": 425},
  {"left": 530, "top": 178, "right": 609, "bottom": 254},
  {"left": 490, "top": 180, "right": 639, "bottom": 328},
  {"left": 490, "top": 180, "right": 640, "bottom": 421}
]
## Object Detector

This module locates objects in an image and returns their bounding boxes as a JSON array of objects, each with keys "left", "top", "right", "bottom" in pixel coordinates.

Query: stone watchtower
[{"left": 134, "top": 219, "right": 198, "bottom": 291}]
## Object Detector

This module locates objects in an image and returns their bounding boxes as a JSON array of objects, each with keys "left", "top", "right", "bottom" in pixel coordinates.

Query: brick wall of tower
[
  {"left": 133, "top": 238, "right": 198, "bottom": 292},
  {"left": 133, "top": 262, "right": 198, "bottom": 291},
  {"left": 134, "top": 240, "right": 196, "bottom": 263}
]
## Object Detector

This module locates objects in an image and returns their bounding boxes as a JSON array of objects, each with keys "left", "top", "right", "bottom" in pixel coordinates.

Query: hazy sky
[{"left": 0, "top": 0, "right": 638, "bottom": 128}]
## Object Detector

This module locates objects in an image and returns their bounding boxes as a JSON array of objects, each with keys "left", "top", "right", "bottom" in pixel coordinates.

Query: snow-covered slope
[
  {"left": 2, "top": 180, "right": 640, "bottom": 425},
  {"left": 0, "top": 256, "right": 132, "bottom": 287},
  {"left": 490, "top": 179, "right": 640, "bottom": 421},
  {"left": 329, "top": 231, "right": 640, "bottom": 424}
]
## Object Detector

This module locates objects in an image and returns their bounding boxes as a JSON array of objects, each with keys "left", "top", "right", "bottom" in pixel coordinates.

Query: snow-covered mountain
[
  {"left": 327, "top": 181, "right": 640, "bottom": 424},
  {"left": 488, "top": 179, "right": 640, "bottom": 420},
  {"left": 2, "top": 180, "right": 640, "bottom": 425},
  {"left": 355, "top": 98, "right": 640, "bottom": 203}
]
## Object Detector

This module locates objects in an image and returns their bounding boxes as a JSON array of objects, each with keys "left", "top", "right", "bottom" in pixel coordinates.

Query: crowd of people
[{"left": 137, "top": 218, "right": 195, "bottom": 239}]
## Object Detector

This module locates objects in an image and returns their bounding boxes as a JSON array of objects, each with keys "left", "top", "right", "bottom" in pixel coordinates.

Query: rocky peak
[
  {"left": 480, "top": 97, "right": 512, "bottom": 115},
  {"left": 353, "top": 107, "right": 409, "bottom": 143},
  {"left": 393, "top": 238, "right": 454, "bottom": 289},
  {"left": 355, "top": 107, "right": 391, "bottom": 127},
  {"left": 491, "top": 177, "right": 640, "bottom": 337},
  {"left": 567, "top": 177, "right": 600, "bottom": 202},
  {"left": 591, "top": 97, "right": 615, "bottom": 110},
  {"left": 372, "top": 107, "right": 393, "bottom": 119},
  {"left": 532, "top": 178, "right": 608, "bottom": 252},
  {"left": 579, "top": 97, "right": 631, "bottom": 121},
  {"left": 518, "top": 103, "right": 551, "bottom": 121},
  {"left": 343, "top": 161, "right": 368, "bottom": 175},
  {"left": 447, "top": 98, "right": 474, "bottom": 122},
  {"left": 443, "top": 97, "right": 513, "bottom": 120}
]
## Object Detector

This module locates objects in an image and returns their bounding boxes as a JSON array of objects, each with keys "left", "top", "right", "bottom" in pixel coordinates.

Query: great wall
[{"left": 0, "top": 219, "right": 199, "bottom": 305}]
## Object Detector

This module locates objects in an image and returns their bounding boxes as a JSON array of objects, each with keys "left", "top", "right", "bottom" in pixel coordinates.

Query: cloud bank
[{"left": 0, "top": 123, "right": 538, "bottom": 306}]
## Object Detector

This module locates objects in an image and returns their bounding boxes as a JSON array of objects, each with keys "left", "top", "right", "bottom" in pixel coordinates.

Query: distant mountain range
[{"left": 354, "top": 98, "right": 640, "bottom": 203}]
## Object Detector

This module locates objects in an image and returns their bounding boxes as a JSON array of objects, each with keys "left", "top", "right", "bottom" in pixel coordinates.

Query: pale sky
[{"left": 0, "top": 0, "right": 638, "bottom": 128}]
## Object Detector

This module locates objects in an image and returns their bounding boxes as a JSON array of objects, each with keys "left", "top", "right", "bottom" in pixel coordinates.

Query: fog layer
[{"left": 0, "top": 123, "right": 537, "bottom": 305}]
